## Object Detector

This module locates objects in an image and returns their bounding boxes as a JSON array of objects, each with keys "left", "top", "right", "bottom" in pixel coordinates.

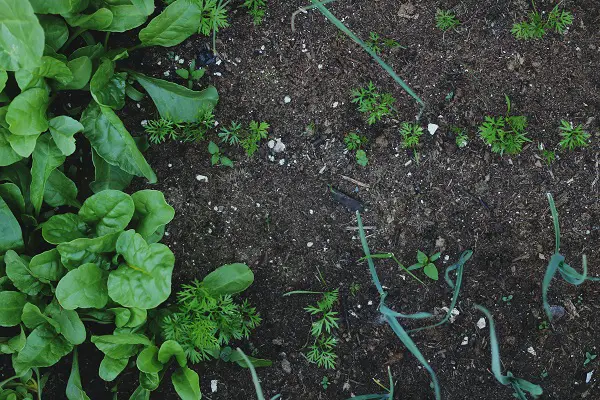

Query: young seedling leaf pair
[
  {"left": 409, "top": 250, "right": 441, "bottom": 281},
  {"left": 208, "top": 141, "right": 234, "bottom": 167}
]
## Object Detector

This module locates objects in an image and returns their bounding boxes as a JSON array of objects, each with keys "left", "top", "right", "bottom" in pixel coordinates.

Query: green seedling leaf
[
  {"left": 79, "top": 190, "right": 134, "bottom": 236},
  {"left": 104, "top": 5, "right": 149, "bottom": 32},
  {"left": 138, "top": 0, "right": 203, "bottom": 47},
  {"left": 57, "top": 232, "right": 120, "bottom": 270},
  {"left": 64, "top": 8, "right": 114, "bottom": 30},
  {"left": 66, "top": 348, "right": 90, "bottom": 400},
  {"left": 39, "top": 15, "right": 69, "bottom": 51},
  {"left": 137, "top": 346, "right": 163, "bottom": 373},
  {"left": 56, "top": 263, "right": 109, "bottom": 310},
  {"left": 171, "top": 367, "right": 201, "bottom": 400},
  {"left": 158, "top": 340, "right": 186, "bottom": 367},
  {"left": 90, "top": 59, "right": 126, "bottom": 110},
  {"left": 45, "top": 301, "right": 86, "bottom": 345},
  {"left": 416, "top": 250, "right": 428, "bottom": 264},
  {"left": 423, "top": 263, "right": 438, "bottom": 280},
  {"left": 203, "top": 263, "right": 254, "bottom": 296},
  {"left": 99, "top": 355, "right": 128, "bottom": 382},
  {"left": 91, "top": 333, "right": 151, "bottom": 359},
  {"left": 0, "top": 0, "right": 45, "bottom": 71},
  {"left": 6, "top": 88, "right": 49, "bottom": 137},
  {"left": 48, "top": 116, "right": 83, "bottom": 157},
  {"left": 30, "top": 249, "right": 66, "bottom": 283},
  {"left": 140, "top": 371, "right": 160, "bottom": 391},
  {"left": 176, "top": 69, "right": 189, "bottom": 79},
  {"left": 44, "top": 169, "right": 81, "bottom": 208},
  {"left": 430, "top": 252, "right": 441, "bottom": 262},
  {"left": 59, "top": 56, "right": 93, "bottom": 90},
  {"left": 22, "top": 303, "right": 60, "bottom": 332},
  {"left": 29, "top": 0, "right": 88, "bottom": 14},
  {"left": 90, "top": 148, "right": 134, "bottom": 193},
  {"left": 0, "top": 126, "right": 23, "bottom": 166},
  {"left": 131, "top": 190, "right": 175, "bottom": 241},
  {"left": 208, "top": 141, "right": 219, "bottom": 154},
  {"left": 0, "top": 291, "right": 27, "bottom": 327}
]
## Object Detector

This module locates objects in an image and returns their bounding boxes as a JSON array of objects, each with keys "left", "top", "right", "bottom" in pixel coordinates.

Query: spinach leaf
[
  {"left": 129, "top": 386, "right": 151, "bottom": 400},
  {"left": 30, "top": 134, "right": 66, "bottom": 215},
  {"left": 39, "top": 16, "right": 69, "bottom": 51},
  {"left": 157, "top": 340, "right": 186, "bottom": 367},
  {"left": 203, "top": 263, "right": 254, "bottom": 296},
  {"left": 64, "top": 8, "right": 114, "bottom": 30},
  {"left": 45, "top": 301, "right": 86, "bottom": 345},
  {"left": 21, "top": 303, "right": 60, "bottom": 332},
  {"left": 99, "top": 355, "right": 128, "bottom": 381},
  {"left": 44, "top": 169, "right": 81, "bottom": 208},
  {"left": 6, "top": 88, "right": 49, "bottom": 137},
  {"left": 49, "top": 116, "right": 84, "bottom": 156},
  {"left": 5, "top": 250, "right": 45, "bottom": 296},
  {"left": 79, "top": 190, "right": 134, "bottom": 236},
  {"left": 140, "top": 371, "right": 160, "bottom": 391},
  {"left": 171, "top": 367, "right": 201, "bottom": 400},
  {"left": 131, "top": 0, "right": 155, "bottom": 15},
  {"left": 57, "top": 232, "right": 120, "bottom": 270},
  {"left": 29, "top": 0, "right": 88, "bottom": 14},
  {"left": 69, "top": 44, "right": 105, "bottom": 61},
  {"left": 90, "top": 148, "right": 133, "bottom": 193},
  {"left": 29, "top": 248, "right": 67, "bottom": 282},
  {"left": 105, "top": 5, "right": 149, "bottom": 32},
  {"left": 56, "top": 263, "right": 109, "bottom": 310},
  {"left": 42, "top": 213, "right": 88, "bottom": 245},
  {"left": 108, "top": 230, "right": 174, "bottom": 309},
  {"left": 58, "top": 56, "right": 93, "bottom": 90},
  {"left": 131, "top": 190, "right": 175, "bottom": 241},
  {"left": 90, "top": 59, "right": 126, "bottom": 110},
  {"left": 81, "top": 103, "right": 156, "bottom": 183},
  {"left": 0, "top": 0, "right": 45, "bottom": 71},
  {"left": 136, "top": 345, "right": 163, "bottom": 373},
  {"left": 0, "top": 197, "right": 23, "bottom": 253},
  {"left": 138, "top": 0, "right": 202, "bottom": 47},
  {"left": 66, "top": 349, "right": 90, "bottom": 400},
  {"left": 130, "top": 72, "right": 218, "bottom": 123},
  {"left": 0, "top": 182, "right": 25, "bottom": 215},
  {"left": 6, "top": 132, "right": 40, "bottom": 158},
  {"left": 0, "top": 126, "right": 23, "bottom": 166},
  {"left": 15, "top": 56, "right": 73, "bottom": 90},
  {"left": 0, "top": 291, "right": 27, "bottom": 327},
  {"left": 91, "top": 333, "right": 151, "bottom": 359},
  {"left": 110, "top": 307, "right": 147, "bottom": 328},
  {"left": 15, "top": 324, "right": 73, "bottom": 368}
]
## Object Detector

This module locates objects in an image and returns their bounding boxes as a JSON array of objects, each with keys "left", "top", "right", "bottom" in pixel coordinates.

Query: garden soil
[{"left": 37, "top": 0, "right": 600, "bottom": 399}]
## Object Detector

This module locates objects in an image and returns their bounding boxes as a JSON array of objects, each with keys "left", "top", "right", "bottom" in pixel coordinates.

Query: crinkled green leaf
[
  {"left": 29, "top": 0, "right": 89, "bottom": 14},
  {"left": 45, "top": 301, "right": 86, "bottom": 345},
  {"left": 22, "top": 302, "right": 60, "bottom": 331},
  {"left": 44, "top": 169, "right": 81, "bottom": 208},
  {"left": 39, "top": 15, "right": 69, "bottom": 51},
  {"left": 131, "top": 190, "right": 175, "bottom": 240},
  {"left": 90, "top": 148, "right": 133, "bottom": 193},
  {"left": 0, "top": 182, "right": 25, "bottom": 215},
  {"left": 16, "top": 324, "right": 73, "bottom": 368},
  {"left": 105, "top": 5, "right": 149, "bottom": 32},
  {"left": 57, "top": 232, "right": 119, "bottom": 270},
  {"left": 42, "top": 213, "right": 88, "bottom": 244},
  {"left": 30, "top": 249, "right": 66, "bottom": 282},
  {"left": 79, "top": 190, "right": 134, "bottom": 236},
  {"left": 90, "top": 59, "right": 126, "bottom": 110},
  {"left": 0, "top": 126, "right": 23, "bottom": 166},
  {"left": 15, "top": 56, "right": 72, "bottom": 90},
  {"left": 5, "top": 250, "right": 44, "bottom": 296},
  {"left": 7, "top": 133, "right": 40, "bottom": 158}
]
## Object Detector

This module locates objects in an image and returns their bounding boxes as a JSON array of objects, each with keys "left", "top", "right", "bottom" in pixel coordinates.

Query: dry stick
[
  {"left": 341, "top": 175, "right": 370, "bottom": 188},
  {"left": 291, "top": 0, "right": 338, "bottom": 32}
]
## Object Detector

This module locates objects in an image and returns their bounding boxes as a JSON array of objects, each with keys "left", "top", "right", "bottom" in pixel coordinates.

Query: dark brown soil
[{"left": 39, "top": 0, "right": 600, "bottom": 399}]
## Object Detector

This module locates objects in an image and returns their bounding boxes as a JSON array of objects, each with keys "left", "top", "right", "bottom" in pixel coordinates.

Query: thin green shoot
[
  {"left": 346, "top": 366, "right": 394, "bottom": 400},
  {"left": 237, "top": 348, "right": 281, "bottom": 400}
]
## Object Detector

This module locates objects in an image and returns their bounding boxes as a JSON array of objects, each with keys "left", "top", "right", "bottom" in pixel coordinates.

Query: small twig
[
  {"left": 345, "top": 226, "right": 376, "bottom": 231},
  {"left": 341, "top": 175, "right": 370, "bottom": 188},
  {"left": 291, "top": 0, "right": 338, "bottom": 32}
]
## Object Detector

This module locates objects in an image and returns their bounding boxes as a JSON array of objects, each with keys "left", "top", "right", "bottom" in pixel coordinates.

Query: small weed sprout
[
  {"left": 144, "top": 119, "right": 179, "bottom": 144},
  {"left": 478, "top": 95, "right": 531, "bottom": 155},
  {"left": 584, "top": 352, "right": 597, "bottom": 366},
  {"left": 400, "top": 122, "right": 424, "bottom": 160},
  {"left": 208, "top": 141, "right": 234, "bottom": 167},
  {"left": 558, "top": 120, "right": 590, "bottom": 151},
  {"left": 452, "top": 126, "right": 469, "bottom": 148},
  {"left": 435, "top": 10, "right": 460, "bottom": 31},
  {"left": 218, "top": 121, "right": 243, "bottom": 145},
  {"left": 321, "top": 376, "right": 329, "bottom": 390},
  {"left": 242, "top": 121, "right": 270, "bottom": 157},
  {"left": 242, "top": 0, "right": 267, "bottom": 25},
  {"left": 512, "top": 4, "right": 573, "bottom": 40},
  {"left": 175, "top": 59, "right": 205, "bottom": 89},
  {"left": 351, "top": 82, "right": 396, "bottom": 125},
  {"left": 365, "top": 32, "right": 404, "bottom": 55},
  {"left": 344, "top": 132, "right": 369, "bottom": 166},
  {"left": 501, "top": 294, "right": 513, "bottom": 305},
  {"left": 408, "top": 250, "right": 441, "bottom": 281},
  {"left": 349, "top": 283, "right": 360, "bottom": 297}
]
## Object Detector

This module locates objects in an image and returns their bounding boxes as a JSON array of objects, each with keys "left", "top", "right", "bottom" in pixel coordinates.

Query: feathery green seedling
[
  {"left": 242, "top": 0, "right": 267, "bottom": 25},
  {"left": 351, "top": 82, "right": 396, "bottom": 125},
  {"left": 345, "top": 132, "right": 369, "bottom": 166},
  {"left": 538, "top": 320, "right": 549, "bottom": 330},
  {"left": 452, "top": 126, "right": 469, "bottom": 148},
  {"left": 542, "top": 149, "right": 556, "bottom": 165},
  {"left": 365, "top": 32, "right": 404, "bottom": 55},
  {"left": 176, "top": 60, "right": 205, "bottom": 89},
  {"left": 283, "top": 290, "right": 339, "bottom": 369},
  {"left": 144, "top": 118, "right": 180, "bottom": 144},
  {"left": 408, "top": 250, "right": 441, "bottom": 280},
  {"left": 479, "top": 95, "right": 531, "bottom": 155},
  {"left": 242, "top": 121, "right": 270, "bottom": 157},
  {"left": 476, "top": 305, "right": 543, "bottom": 399},
  {"left": 219, "top": 121, "right": 243, "bottom": 145},
  {"left": 237, "top": 348, "right": 281, "bottom": 400},
  {"left": 558, "top": 120, "right": 590, "bottom": 151},
  {"left": 542, "top": 193, "right": 600, "bottom": 323},
  {"left": 308, "top": 0, "right": 425, "bottom": 116},
  {"left": 208, "top": 141, "right": 234, "bottom": 167},
  {"left": 321, "top": 376, "right": 329, "bottom": 389},
  {"left": 345, "top": 367, "right": 395, "bottom": 400},
  {"left": 435, "top": 10, "right": 460, "bottom": 31},
  {"left": 349, "top": 282, "right": 361, "bottom": 297},
  {"left": 400, "top": 122, "right": 424, "bottom": 161},
  {"left": 144, "top": 109, "right": 215, "bottom": 144},
  {"left": 512, "top": 3, "right": 573, "bottom": 40}
]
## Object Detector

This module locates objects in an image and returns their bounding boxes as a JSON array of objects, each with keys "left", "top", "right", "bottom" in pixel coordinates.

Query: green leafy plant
[
  {"left": 344, "top": 133, "right": 369, "bottom": 166},
  {"left": 511, "top": 3, "right": 573, "bottom": 40},
  {"left": 408, "top": 250, "right": 441, "bottom": 281},
  {"left": 351, "top": 82, "right": 396, "bottom": 125},
  {"left": 452, "top": 126, "right": 469, "bottom": 148},
  {"left": 243, "top": 0, "right": 267, "bottom": 25},
  {"left": 400, "top": 122, "right": 424, "bottom": 150},
  {"left": 479, "top": 96, "right": 531, "bottom": 155},
  {"left": 584, "top": 352, "right": 597, "bottom": 366},
  {"left": 208, "top": 141, "right": 234, "bottom": 167},
  {"left": 538, "top": 320, "right": 549, "bottom": 330},
  {"left": 241, "top": 121, "right": 270, "bottom": 157},
  {"left": 176, "top": 60, "right": 206, "bottom": 89},
  {"left": 321, "top": 376, "right": 329, "bottom": 390},
  {"left": 558, "top": 120, "right": 590, "bottom": 151},
  {"left": 541, "top": 149, "right": 556, "bottom": 165},
  {"left": 349, "top": 283, "right": 360, "bottom": 297},
  {"left": 435, "top": 10, "right": 460, "bottom": 31},
  {"left": 365, "top": 32, "right": 404, "bottom": 55},
  {"left": 502, "top": 294, "right": 513, "bottom": 305},
  {"left": 218, "top": 121, "right": 243, "bottom": 145},
  {"left": 144, "top": 109, "right": 215, "bottom": 144},
  {"left": 284, "top": 290, "right": 339, "bottom": 369},
  {"left": 144, "top": 119, "right": 179, "bottom": 144}
]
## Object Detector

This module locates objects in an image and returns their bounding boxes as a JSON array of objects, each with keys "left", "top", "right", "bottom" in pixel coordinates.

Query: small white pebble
[
  {"left": 256, "top": 203, "right": 261, "bottom": 207},
  {"left": 168, "top": 163, "right": 172, "bottom": 168},
  {"left": 477, "top": 317, "right": 486, "bottom": 330},
  {"left": 333, "top": 101, "right": 339, "bottom": 108},
  {"left": 527, "top": 346, "right": 536, "bottom": 356},
  {"left": 586, "top": 370, "right": 594, "bottom": 384},
  {"left": 211, "top": 380, "right": 218, "bottom": 393},
  {"left": 157, "top": 61, "right": 161, "bottom": 66},
  {"left": 444, "top": 255, "right": 450, "bottom": 261},
  {"left": 140, "top": 120, "right": 148, "bottom": 126},
  {"left": 278, "top": 159, "right": 285, "bottom": 165},
  {"left": 307, "top": 242, "right": 314, "bottom": 248},
  {"left": 428, "top": 123, "right": 439, "bottom": 135},
  {"left": 318, "top": 64, "right": 323, "bottom": 69},
  {"left": 195, "top": 175, "right": 208, "bottom": 182},
  {"left": 174, "top": 55, "right": 180, "bottom": 61},
  {"left": 461, "top": 337, "right": 469, "bottom": 345},
  {"left": 178, "top": 58, "right": 184, "bottom": 64},
  {"left": 136, "top": 103, "right": 141, "bottom": 109},
  {"left": 367, "top": 300, "right": 373, "bottom": 306},
  {"left": 284, "top": 95, "right": 291, "bottom": 103},
  {"left": 163, "top": 70, "right": 170, "bottom": 76},
  {"left": 213, "top": 72, "right": 222, "bottom": 77},
  {"left": 216, "top": 59, "right": 222, "bottom": 66},
  {"left": 260, "top": 45, "right": 265, "bottom": 51},
  {"left": 309, "top": 209, "right": 314, "bottom": 215}
]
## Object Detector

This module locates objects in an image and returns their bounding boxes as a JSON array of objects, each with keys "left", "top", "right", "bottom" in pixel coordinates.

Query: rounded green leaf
[
  {"left": 56, "top": 263, "right": 109, "bottom": 310},
  {"left": 30, "top": 248, "right": 67, "bottom": 282},
  {"left": 0, "top": 197, "right": 23, "bottom": 253},
  {"left": 105, "top": 5, "right": 149, "bottom": 32},
  {"left": 44, "top": 169, "right": 80, "bottom": 208},
  {"left": 46, "top": 302, "right": 86, "bottom": 345},
  {"left": 140, "top": 371, "right": 160, "bottom": 391},
  {"left": 158, "top": 340, "right": 186, "bottom": 367},
  {"left": 6, "top": 133, "right": 39, "bottom": 158},
  {"left": 16, "top": 324, "right": 73, "bottom": 368},
  {"left": 59, "top": 56, "right": 93, "bottom": 90},
  {"left": 137, "top": 346, "right": 163, "bottom": 373},
  {"left": 91, "top": 333, "right": 151, "bottom": 359},
  {"left": 99, "top": 355, "right": 128, "bottom": 382},
  {"left": 0, "top": 0, "right": 45, "bottom": 71},
  {"left": 39, "top": 15, "right": 69, "bottom": 51},
  {"left": 90, "top": 59, "right": 126, "bottom": 110},
  {"left": 0, "top": 182, "right": 25, "bottom": 215},
  {"left": 131, "top": 190, "right": 175, "bottom": 240},
  {"left": 138, "top": 0, "right": 202, "bottom": 47},
  {"left": 64, "top": 8, "right": 114, "bottom": 30},
  {"left": 5, "top": 250, "right": 44, "bottom": 296},
  {"left": 57, "top": 232, "right": 119, "bottom": 270},
  {"left": 0, "top": 291, "right": 27, "bottom": 327},
  {"left": 203, "top": 263, "right": 254, "bottom": 296},
  {"left": 108, "top": 230, "right": 174, "bottom": 309},
  {"left": 171, "top": 367, "right": 200, "bottom": 400},
  {"left": 30, "top": 133, "right": 66, "bottom": 215},
  {"left": 79, "top": 190, "right": 134, "bottom": 236},
  {"left": 21, "top": 302, "right": 60, "bottom": 331},
  {"left": 29, "top": 0, "right": 88, "bottom": 14},
  {"left": 423, "top": 263, "right": 439, "bottom": 281},
  {"left": 0, "top": 127, "right": 23, "bottom": 166},
  {"left": 49, "top": 116, "right": 83, "bottom": 156},
  {"left": 6, "top": 88, "right": 49, "bottom": 136},
  {"left": 42, "top": 213, "right": 88, "bottom": 244}
]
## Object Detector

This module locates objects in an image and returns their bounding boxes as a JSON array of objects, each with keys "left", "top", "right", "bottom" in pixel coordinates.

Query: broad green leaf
[
  {"left": 39, "top": 16, "right": 69, "bottom": 51},
  {"left": 110, "top": 307, "right": 147, "bottom": 328},
  {"left": 15, "top": 56, "right": 73, "bottom": 90},
  {"left": 49, "top": 116, "right": 83, "bottom": 156},
  {"left": 90, "top": 59, "right": 126, "bottom": 109},
  {"left": 136, "top": 346, "right": 163, "bottom": 373},
  {"left": 44, "top": 169, "right": 81, "bottom": 208},
  {"left": 0, "top": 325, "right": 26, "bottom": 353},
  {"left": 0, "top": 291, "right": 27, "bottom": 327},
  {"left": 29, "top": 0, "right": 89, "bottom": 14},
  {"left": 130, "top": 72, "right": 218, "bottom": 123},
  {"left": 157, "top": 340, "right": 186, "bottom": 367},
  {"left": 99, "top": 355, "right": 128, "bottom": 381},
  {"left": 30, "top": 249, "right": 66, "bottom": 282},
  {"left": 30, "top": 134, "right": 66, "bottom": 215},
  {"left": 64, "top": 8, "right": 114, "bottom": 30},
  {"left": 90, "top": 148, "right": 133, "bottom": 193},
  {"left": 0, "top": 182, "right": 25, "bottom": 215},
  {"left": 66, "top": 349, "right": 90, "bottom": 400},
  {"left": 5, "top": 250, "right": 44, "bottom": 296},
  {"left": 57, "top": 232, "right": 120, "bottom": 270},
  {"left": 0, "top": 70, "right": 7, "bottom": 92},
  {"left": 16, "top": 324, "right": 73, "bottom": 368},
  {"left": 69, "top": 44, "right": 104, "bottom": 61},
  {"left": 423, "top": 263, "right": 438, "bottom": 280},
  {"left": 140, "top": 371, "right": 160, "bottom": 391},
  {"left": 0, "top": 0, "right": 45, "bottom": 71},
  {"left": 91, "top": 333, "right": 151, "bottom": 359},
  {"left": 81, "top": 103, "right": 156, "bottom": 183},
  {"left": 203, "top": 263, "right": 254, "bottom": 296},
  {"left": 59, "top": 56, "right": 93, "bottom": 90},
  {"left": 0, "top": 127, "right": 23, "bottom": 166},
  {"left": 105, "top": 5, "right": 149, "bottom": 32},
  {"left": 131, "top": 190, "right": 175, "bottom": 240},
  {"left": 56, "top": 263, "right": 109, "bottom": 310},
  {"left": 109, "top": 307, "right": 130, "bottom": 328},
  {"left": 171, "top": 367, "right": 201, "bottom": 400},
  {"left": 108, "top": 230, "right": 174, "bottom": 309},
  {"left": 42, "top": 213, "right": 88, "bottom": 244},
  {"left": 6, "top": 88, "right": 49, "bottom": 136},
  {"left": 0, "top": 159, "right": 31, "bottom": 201},
  {"left": 227, "top": 350, "right": 272, "bottom": 368},
  {"left": 416, "top": 251, "right": 428, "bottom": 264},
  {"left": 0, "top": 198, "right": 23, "bottom": 253},
  {"left": 7, "top": 133, "right": 40, "bottom": 158},
  {"left": 131, "top": 0, "right": 154, "bottom": 15},
  {"left": 45, "top": 301, "right": 86, "bottom": 345},
  {"left": 138, "top": 0, "right": 202, "bottom": 47},
  {"left": 129, "top": 386, "right": 150, "bottom": 400},
  {"left": 79, "top": 190, "right": 134, "bottom": 236},
  {"left": 21, "top": 303, "right": 60, "bottom": 331}
]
